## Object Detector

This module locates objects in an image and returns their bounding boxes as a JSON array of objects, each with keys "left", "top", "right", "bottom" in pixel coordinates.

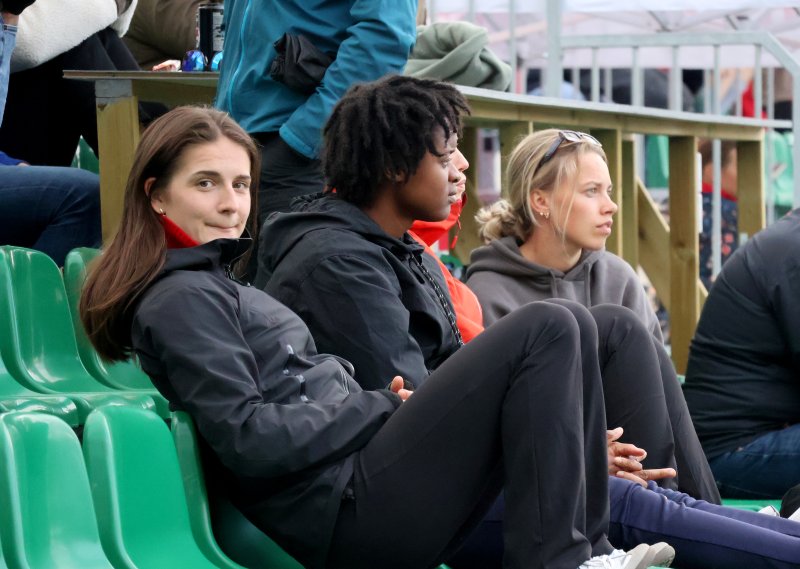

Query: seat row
[
  {"left": 0, "top": 245, "right": 167, "bottom": 423},
  {"left": 0, "top": 406, "right": 304, "bottom": 569}
]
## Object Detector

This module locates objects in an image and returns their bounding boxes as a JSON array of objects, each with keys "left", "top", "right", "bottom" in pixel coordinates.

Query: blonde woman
[{"left": 466, "top": 129, "right": 717, "bottom": 502}]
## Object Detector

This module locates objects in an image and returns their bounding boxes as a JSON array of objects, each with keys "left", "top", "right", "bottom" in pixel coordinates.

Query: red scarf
[{"left": 159, "top": 215, "right": 199, "bottom": 248}]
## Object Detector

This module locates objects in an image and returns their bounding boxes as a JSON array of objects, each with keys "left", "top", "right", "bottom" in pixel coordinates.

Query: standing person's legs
[
  {"left": 326, "top": 302, "right": 610, "bottom": 569},
  {"left": 249, "top": 132, "right": 325, "bottom": 283},
  {"left": 609, "top": 477, "right": 800, "bottom": 569},
  {"left": 709, "top": 424, "right": 800, "bottom": 499},
  {"left": 0, "top": 166, "right": 101, "bottom": 265}
]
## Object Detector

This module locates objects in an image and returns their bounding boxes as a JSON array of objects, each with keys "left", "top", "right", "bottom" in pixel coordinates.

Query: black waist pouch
[{"left": 269, "top": 33, "right": 334, "bottom": 94}]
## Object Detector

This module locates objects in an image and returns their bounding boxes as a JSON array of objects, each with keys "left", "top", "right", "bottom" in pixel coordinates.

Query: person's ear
[
  {"left": 529, "top": 187, "right": 551, "bottom": 217},
  {"left": 145, "top": 177, "right": 166, "bottom": 215}
]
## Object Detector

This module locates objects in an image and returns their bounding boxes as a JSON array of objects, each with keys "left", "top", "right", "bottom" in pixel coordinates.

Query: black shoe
[{"left": 780, "top": 483, "right": 800, "bottom": 519}]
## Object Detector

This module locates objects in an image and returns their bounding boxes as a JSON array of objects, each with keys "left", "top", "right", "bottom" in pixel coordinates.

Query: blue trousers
[
  {"left": 709, "top": 423, "right": 800, "bottom": 500},
  {"left": 448, "top": 478, "right": 800, "bottom": 569},
  {"left": 0, "top": 165, "right": 100, "bottom": 265}
]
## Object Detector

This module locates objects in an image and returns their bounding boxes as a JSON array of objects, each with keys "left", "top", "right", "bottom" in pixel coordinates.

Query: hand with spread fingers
[{"left": 607, "top": 427, "right": 677, "bottom": 487}]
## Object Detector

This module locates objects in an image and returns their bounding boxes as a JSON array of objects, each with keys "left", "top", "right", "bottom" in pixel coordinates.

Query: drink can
[{"left": 197, "top": 4, "right": 225, "bottom": 64}]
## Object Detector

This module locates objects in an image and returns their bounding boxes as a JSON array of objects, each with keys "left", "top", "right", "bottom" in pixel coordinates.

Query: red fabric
[
  {"left": 740, "top": 79, "right": 766, "bottom": 119},
  {"left": 701, "top": 182, "right": 737, "bottom": 203},
  {"left": 410, "top": 231, "right": 485, "bottom": 343},
  {"left": 159, "top": 215, "right": 199, "bottom": 249},
  {"left": 410, "top": 196, "right": 465, "bottom": 249}
]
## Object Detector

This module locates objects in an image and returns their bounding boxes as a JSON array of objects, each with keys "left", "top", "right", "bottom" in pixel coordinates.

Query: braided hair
[{"left": 322, "top": 75, "right": 470, "bottom": 207}]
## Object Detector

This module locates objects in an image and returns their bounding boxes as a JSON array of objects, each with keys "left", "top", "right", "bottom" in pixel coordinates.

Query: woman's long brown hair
[{"left": 80, "top": 106, "right": 260, "bottom": 362}]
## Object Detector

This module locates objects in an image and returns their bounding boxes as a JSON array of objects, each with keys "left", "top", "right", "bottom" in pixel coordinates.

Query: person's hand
[
  {"left": 152, "top": 60, "right": 181, "bottom": 72},
  {"left": 2, "top": 0, "right": 37, "bottom": 16},
  {"left": 607, "top": 427, "right": 676, "bottom": 487},
  {"left": 389, "top": 376, "right": 413, "bottom": 401}
]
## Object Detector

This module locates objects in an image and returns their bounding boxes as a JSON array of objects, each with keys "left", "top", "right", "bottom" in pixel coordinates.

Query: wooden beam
[
  {"left": 621, "top": 139, "right": 638, "bottom": 267},
  {"left": 452, "top": 126, "right": 483, "bottom": 263},
  {"left": 96, "top": 96, "right": 140, "bottom": 243},
  {"left": 593, "top": 129, "right": 622, "bottom": 256},
  {"left": 498, "top": 122, "right": 532, "bottom": 198},
  {"left": 637, "top": 180, "right": 670, "bottom": 308},
  {"left": 737, "top": 139, "right": 766, "bottom": 241},
  {"left": 668, "top": 136, "right": 700, "bottom": 374}
]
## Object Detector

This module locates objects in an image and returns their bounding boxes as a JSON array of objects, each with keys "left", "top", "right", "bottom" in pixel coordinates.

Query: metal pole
[
  {"left": 754, "top": 46, "right": 763, "bottom": 118},
  {"left": 767, "top": 67, "right": 776, "bottom": 224},
  {"left": 712, "top": 45, "right": 722, "bottom": 278},
  {"left": 735, "top": 69, "right": 743, "bottom": 117},
  {"left": 793, "top": 75, "right": 800, "bottom": 207},
  {"left": 604, "top": 67, "right": 613, "bottom": 103},
  {"left": 509, "top": 0, "right": 518, "bottom": 93},
  {"left": 468, "top": 0, "right": 475, "bottom": 23},
  {"left": 545, "top": 0, "right": 563, "bottom": 98},
  {"left": 632, "top": 46, "right": 642, "bottom": 106},
  {"left": 669, "top": 46, "right": 681, "bottom": 111},
  {"left": 591, "top": 48, "right": 600, "bottom": 102}
]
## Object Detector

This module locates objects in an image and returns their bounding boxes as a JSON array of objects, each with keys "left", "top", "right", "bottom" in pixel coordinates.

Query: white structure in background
[{"left": 429, "top": 0, "right": 800, "bottom": 277}]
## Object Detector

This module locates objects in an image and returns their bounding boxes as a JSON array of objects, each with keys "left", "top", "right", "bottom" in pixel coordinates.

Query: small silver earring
[
  {"left": 540, "top": 210, "right": 550, "bottom": 220},
  {"left": 159, "top": 208, "right": 165, "bottom": 215}
]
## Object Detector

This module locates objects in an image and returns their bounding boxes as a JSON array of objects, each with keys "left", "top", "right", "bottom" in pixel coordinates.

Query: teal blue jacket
[{"left": 216, "top": 0, "right": 417, "bottom": 158}]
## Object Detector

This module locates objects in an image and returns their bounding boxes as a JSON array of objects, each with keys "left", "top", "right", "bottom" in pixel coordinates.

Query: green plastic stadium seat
[
  {"left": 0, "top": 246, "right": 166, "bottom": 421},
  {"left": 0, "top": 412, "right": 114, "bottom": 568},
  {"left": 171, "top": 411, "right": 304, "bottom": 569},
  {"left": 62, "top": 248, "right": 155, "bottom": 391},
  {"left": 722, "top": 498, "right": 783, "bottom": 513},
  {"left": 0, "top": 347, "right": 79, "bottom": 426},
  {"left": 83, "top": 406, "right": 246, "bottom": 569}
]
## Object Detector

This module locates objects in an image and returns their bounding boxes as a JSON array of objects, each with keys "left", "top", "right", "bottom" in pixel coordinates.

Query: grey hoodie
[{"left": 466, "top": 236, "right": 662, "bottom": 341}]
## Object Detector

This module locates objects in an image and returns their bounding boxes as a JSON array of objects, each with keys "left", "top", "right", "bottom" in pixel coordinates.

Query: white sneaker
[
  {"left": 759, "top": 505, "right": 780, "bottom": 516},
  {"left": 579, "top": 543, "right": 674, "bottom": 569}
]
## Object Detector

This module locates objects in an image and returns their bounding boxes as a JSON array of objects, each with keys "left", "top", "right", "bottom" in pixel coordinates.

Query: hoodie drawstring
[{"left": 411, "top": 254, "right": 464, "bottom": 348}]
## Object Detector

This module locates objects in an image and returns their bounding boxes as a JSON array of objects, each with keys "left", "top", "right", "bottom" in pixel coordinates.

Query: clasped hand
[
  {"left": 389, "top": 376, "right": 413, "bottom": 401},
  {"left": 607, "top": 427, "right": 676, "bottom": 487}
]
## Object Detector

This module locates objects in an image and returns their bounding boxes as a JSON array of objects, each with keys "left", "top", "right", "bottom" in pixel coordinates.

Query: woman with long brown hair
[{"left": 79, "top": 103, "right": 674, "bottom": 569}]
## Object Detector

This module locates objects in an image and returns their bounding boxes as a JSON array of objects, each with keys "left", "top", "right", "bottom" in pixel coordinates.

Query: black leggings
[
  {"left": 326, "top": 300, "right": 611, "bottom": 569},
  {"left": 590, "top": 304, "right": 719, "bottom": 503}
]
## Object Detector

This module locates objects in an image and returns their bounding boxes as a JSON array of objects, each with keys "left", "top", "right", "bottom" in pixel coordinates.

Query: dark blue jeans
[
  {"left": 710, "top": 423, "right": 800, "bottom": 499},
  {"left": 0, "top": 165, "right": 100, "bottom": 265}
]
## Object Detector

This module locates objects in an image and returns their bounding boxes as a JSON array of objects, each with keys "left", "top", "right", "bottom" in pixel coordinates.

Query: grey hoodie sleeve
[
  {"left": 132, "top": 281, "right": 401, "bottom": 479},
  {"left": 614, "top": 258, "right": 664, "bottom": 343}
]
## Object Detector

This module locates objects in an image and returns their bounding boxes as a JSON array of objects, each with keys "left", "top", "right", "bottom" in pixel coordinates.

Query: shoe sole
[{"left": 642, "top": 542, "right": 675, "bottom": 568}]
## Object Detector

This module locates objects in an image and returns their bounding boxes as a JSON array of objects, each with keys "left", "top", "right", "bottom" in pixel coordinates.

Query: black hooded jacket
[
  {"left": 130, "top": 238, "right": 401, "bottom": 568},
  {"left": 258, "top": 194, "right": 463, "bottom": 390}
]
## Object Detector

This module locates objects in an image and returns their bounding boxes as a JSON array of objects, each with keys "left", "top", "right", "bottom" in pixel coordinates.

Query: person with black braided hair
[{"left": 258, "top": 75, "right": 674, "bottom": 569}]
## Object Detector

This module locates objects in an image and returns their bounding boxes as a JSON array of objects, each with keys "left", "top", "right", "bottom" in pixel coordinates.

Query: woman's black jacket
[{"left": 130, "top": 238, "right": 401, "bottom": 568}]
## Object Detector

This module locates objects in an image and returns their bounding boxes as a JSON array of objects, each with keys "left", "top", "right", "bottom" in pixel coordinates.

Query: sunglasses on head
[{"left": 533, "top": 130, "right": 602, "bottom": 177}]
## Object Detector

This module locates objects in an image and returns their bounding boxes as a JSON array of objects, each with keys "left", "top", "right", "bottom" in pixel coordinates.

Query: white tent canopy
[{"left": 431, "top": 1, "right": 800, "bottom": 68}]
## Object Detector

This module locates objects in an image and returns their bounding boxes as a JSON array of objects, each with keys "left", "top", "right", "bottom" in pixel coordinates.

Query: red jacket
[{"left": 410, "top": 199, "right": 484, "bottom": 342}]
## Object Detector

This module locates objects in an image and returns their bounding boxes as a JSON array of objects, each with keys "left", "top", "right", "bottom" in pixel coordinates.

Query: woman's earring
[
  {"left": 539, "top": 210, "right": 550, "bottom": 220},
  {"left": 159, "top": 208, "right": 166, "bottom": 216}
]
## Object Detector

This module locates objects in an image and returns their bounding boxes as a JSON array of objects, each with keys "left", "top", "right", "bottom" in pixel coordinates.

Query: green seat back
[
  {"left": 171, "top": 411, "right": 303, "bottom": 569},
  {"left": 0, "top": 247, "right": 161, "bottom": 422},
  {"left": 83, "top": 406, "right": 241, "bottom": 569},
  {"left": 721, "top": 498, "right": 783, "bottom": 512},
  {"left": 0, "top": 412, "right": 113, "bottom": 568},
  {"left": 0, "top": 246, "right": 111, "bottom": 394},
  {"left": 63, "top": 248, "right": 154, "bottom": 390}
]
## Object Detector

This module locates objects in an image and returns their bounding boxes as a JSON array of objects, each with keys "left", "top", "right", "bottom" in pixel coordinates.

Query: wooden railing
[{"left": 65, "top": 72, "right": 789, "bottom": 373}]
